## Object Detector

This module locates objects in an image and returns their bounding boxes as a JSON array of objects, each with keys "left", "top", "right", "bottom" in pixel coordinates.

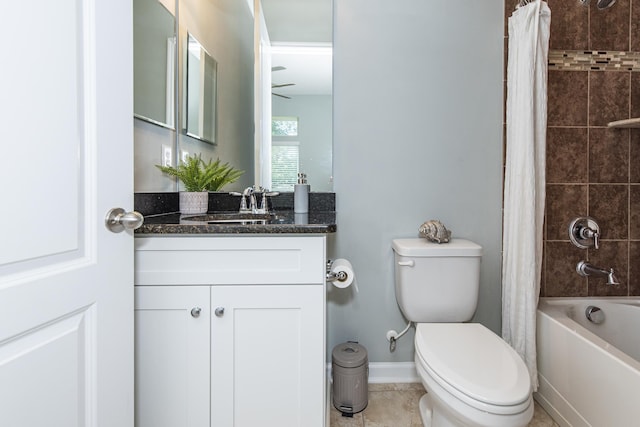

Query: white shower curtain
[{"left": 502, "top": 0, "right": 550, "bottom": 392}]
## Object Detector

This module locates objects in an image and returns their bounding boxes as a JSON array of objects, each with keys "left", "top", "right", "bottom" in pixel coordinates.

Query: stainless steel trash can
[{"left": 332, "top": 342, "right": 368, "bottom": 415}]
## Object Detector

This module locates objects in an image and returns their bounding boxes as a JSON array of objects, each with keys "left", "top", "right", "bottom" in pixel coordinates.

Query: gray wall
[
  {"left": 135, "top": 119, "right": 180, "bottom": 192},
  {"left": 133, "top": 0, "right": 506, "bottom": 365},
  {"left": 134, "top": 0, "right": 255, "bottom": 193},
  {"left": 329, "top": 0, "right": 505, "bottom": 363}
]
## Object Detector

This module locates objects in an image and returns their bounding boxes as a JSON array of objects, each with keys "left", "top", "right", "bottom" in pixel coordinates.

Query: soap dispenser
[{"left": 294, "top": 172, "right": 309, "bottom": 213}]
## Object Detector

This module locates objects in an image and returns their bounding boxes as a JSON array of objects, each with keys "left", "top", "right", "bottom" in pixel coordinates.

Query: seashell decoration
[{"left": 419, "top": 219, "right": 452, "bottom": 244}]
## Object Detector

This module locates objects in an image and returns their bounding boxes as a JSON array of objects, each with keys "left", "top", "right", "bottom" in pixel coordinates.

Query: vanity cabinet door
[
  {"left": 135, "top": 286, "right": 211, "bottom": 427},
  {"left": 211, "top": 284, "right": 325, "bottom": 427}
]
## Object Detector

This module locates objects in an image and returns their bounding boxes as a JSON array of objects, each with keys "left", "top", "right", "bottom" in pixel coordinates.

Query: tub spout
[{"left": 576, "top": 261, "right": 620, "bottom": 285}]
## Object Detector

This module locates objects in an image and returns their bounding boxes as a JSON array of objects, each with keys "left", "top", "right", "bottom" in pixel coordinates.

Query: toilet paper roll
[{"left": 329, "top": 258, "right": 356, "bottom": 290}]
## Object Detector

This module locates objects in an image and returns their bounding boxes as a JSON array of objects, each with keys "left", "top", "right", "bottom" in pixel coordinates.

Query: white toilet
[{"left": 392, "top": 238, "right": 533, "bottom": 427}]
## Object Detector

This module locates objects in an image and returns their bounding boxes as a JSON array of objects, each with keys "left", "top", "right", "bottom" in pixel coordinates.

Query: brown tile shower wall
[{"left": 504, "top": 0, "right": 640, "bottom": 297}]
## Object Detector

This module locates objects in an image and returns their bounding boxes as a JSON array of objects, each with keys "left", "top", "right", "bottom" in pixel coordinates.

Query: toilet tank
[{"left": 392, "top": 238, "right": 482, "bottom": 323}]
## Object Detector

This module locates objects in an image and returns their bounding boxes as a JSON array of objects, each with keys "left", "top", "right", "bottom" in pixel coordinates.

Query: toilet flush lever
[{"left": 397, "top": 260, "right": 415, "bottom": 267}]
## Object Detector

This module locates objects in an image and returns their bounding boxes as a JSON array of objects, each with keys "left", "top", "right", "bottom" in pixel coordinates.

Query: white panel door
[
  {"left": 0, "top": 1, "right": 134, "bottom": 426},
  {"left": 135, "top": 286, "right": 211, "bottom": 427},
  {"left": 211, "top": 285, "right": 325, "bottom": 427}
]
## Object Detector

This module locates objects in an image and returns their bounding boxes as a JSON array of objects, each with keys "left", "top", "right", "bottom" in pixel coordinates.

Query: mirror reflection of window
[
  {"left": 272, "top": 116, "right": 298, "bottom": 136},
  {"left": 260, "top": 0, "right": 333, "bottom": 191},
  {"left": 272, "top": 116, "right": 299, "bottom": 191},
  {"left": 269, "top": 44, "right": 333, "bottom": 191},
  {"left": 272, "top": 143, "right": 299, "bottom": 191}
]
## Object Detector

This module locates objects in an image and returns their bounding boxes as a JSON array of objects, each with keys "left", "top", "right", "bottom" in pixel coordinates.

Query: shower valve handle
[
  {"left": 580, "top": 227, "right": 600, "bottom": 249},
  {"left": 569, "top": 217, "right": 601, "bottom": 249}
]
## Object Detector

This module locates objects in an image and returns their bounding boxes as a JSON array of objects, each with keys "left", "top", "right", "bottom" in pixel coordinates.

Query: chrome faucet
[
  {"left": 257, "top": 188, "right": 279, "bottom": 213},
  {"left": 229, "top": 186, "right": 279, "bottom": 214},
  {"left": 245, "top": 186, "right": 258, "bottom": 212},
  {"left": 576, "top": 261, "right": 619, "bottom": 285},
  {"left": 229, "top": 187, "right": 253, "bottom": 213}
]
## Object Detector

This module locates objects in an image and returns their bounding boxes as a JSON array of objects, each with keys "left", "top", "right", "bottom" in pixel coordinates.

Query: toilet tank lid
[{"left": 392, "top": 238, "right": 482, "bottom": 257}]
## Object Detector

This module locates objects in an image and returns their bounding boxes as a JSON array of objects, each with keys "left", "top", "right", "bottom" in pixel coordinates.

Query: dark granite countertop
[
  {"left": 136, "top": 211, "right": 336, "bottom": 235},
  {"left": 134, "top": 192, "right": 336, "bottom": 235}
]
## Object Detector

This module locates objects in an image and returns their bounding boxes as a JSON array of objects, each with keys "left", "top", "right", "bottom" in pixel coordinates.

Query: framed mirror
[
  {"left": 257, "top": 0, "right": 333, "bottom": 192},
  {"left": 185, "top": 33, "right": 218, "bottom": 144},
  {"left": 133, "top": 0, "right": 176, "bottom": 129}
]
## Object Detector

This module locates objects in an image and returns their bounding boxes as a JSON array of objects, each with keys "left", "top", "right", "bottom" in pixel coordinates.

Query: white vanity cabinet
[
  {"left": 134, "top": 235, "right": 327, "bottom": 427},
  {"left": 135, "top": 285, "right": 211, "bottom": 427}
]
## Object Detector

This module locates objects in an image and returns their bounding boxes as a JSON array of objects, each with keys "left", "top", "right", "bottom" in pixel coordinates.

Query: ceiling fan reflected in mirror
[{"left": 272, "top": 66, "right": 295, "bottom": 99}]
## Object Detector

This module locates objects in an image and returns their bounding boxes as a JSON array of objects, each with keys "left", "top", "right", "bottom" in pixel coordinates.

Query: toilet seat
[{"left": 415, "top": 323, "right": 531, "bottom": 415}]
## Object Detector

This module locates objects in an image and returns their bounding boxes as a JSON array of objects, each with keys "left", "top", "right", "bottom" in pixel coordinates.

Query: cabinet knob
[
  {"left": 214, "top": 307, "right": 225, "bottom": 317},
  {"left": 191, "top": 307, "right": 202, "bottom": 318}
]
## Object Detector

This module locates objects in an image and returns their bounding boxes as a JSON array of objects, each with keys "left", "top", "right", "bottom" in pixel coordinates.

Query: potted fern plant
[{"left": 156, "top": 154, "right": 244, "bottom": 214}]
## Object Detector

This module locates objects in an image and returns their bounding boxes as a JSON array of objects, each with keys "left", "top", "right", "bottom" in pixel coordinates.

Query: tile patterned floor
[{"left": 329, "top": 383, "right": 559, "bottom": 427}]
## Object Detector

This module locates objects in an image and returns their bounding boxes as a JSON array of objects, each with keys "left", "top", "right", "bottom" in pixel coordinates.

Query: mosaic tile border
[{"left": 548, "top": 50, "right": 640, "bottom": 71}]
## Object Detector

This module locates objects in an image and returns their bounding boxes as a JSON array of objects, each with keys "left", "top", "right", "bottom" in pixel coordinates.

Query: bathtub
[{"left": 535, "top": 297, "right": 640, "bottom": 427}]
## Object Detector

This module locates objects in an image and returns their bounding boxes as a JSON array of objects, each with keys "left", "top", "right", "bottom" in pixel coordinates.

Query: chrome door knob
[
  {"left": 214, "top": 307, "right": 225, "bottom": 317},
  {"left": 191, "top": 307, "right": 202, "bottom": 318},
  {"left": 105, "top": 208, "right": 144, "bottom": 233}
]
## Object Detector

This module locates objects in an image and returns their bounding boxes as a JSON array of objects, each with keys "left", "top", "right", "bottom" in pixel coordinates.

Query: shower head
[{"left": 579, "top": 0, "right": 617, "bottom": 9}]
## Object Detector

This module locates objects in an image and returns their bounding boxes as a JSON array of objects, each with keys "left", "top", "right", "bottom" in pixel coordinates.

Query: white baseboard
[
  {"left": 327, "top": 361, "right": 420, "bottom": 384},
  {"left": 368, "top": 362, "right": 420, "bottom": 383}
]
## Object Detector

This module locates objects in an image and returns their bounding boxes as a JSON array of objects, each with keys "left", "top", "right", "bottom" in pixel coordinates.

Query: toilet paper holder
[{"left": 326, "top": 260, "right": 349, "bottom": 282}]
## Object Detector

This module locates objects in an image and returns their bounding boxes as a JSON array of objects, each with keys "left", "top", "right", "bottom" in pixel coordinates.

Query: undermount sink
[
  {"left": 205, "top": 218, "right": 268, "bottom": 225},
  {"left": 181, "top": 212, "right": 276, "bottom": 225}
]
